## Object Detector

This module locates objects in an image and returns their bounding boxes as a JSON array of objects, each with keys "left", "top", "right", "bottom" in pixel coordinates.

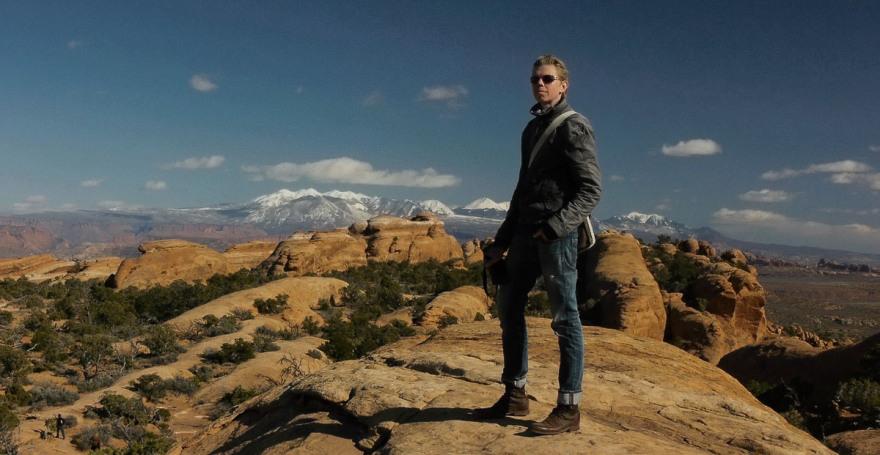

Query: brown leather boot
[
  {"left": 531, "top": 404, "right": 580, "bottom": 435},
  {"left": 474, "top": 385, "right": 529, "bottom": 419}
]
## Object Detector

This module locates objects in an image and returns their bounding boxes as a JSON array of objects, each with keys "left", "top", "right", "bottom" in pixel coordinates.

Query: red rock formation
[{"left": 111, "top": 240, "right": 232, "bottom": 289}]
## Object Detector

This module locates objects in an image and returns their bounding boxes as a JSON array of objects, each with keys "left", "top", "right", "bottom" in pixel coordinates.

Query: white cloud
[
  {"left": 80, "top": 178, "right": 102, "bottom": 188},
  {"left": 738, "top": 189, "right": 793, "bottom": 203},
  {"left": 419, "top": 85, "right": 468, "bottom": 108},
  {"left": 190, "top": 74, "right": 218, "bottom": 92},
  {"left": 712, "top": 208, "right": 880, "bottom": 254},
  {"left": 762, "top": 160, "right": 872, "bottom": 180},
  {"left": 363, "top": 90, "right": 384, "bottom": 107},
  {"left": 869, "top": 145, "right": 880, "bottom": 152},
  {"left": 67, "top": 40, "right": 83, "bottom": 49},
  {"left": 661, "top": 139, "right": 722, "bottom": 157},
  {"left": 242, "top": 157, "right": 460, "bottom": 188},
  {"left": 168, "top": 155, "right": 225, "bottom": 170},
  {"left": 12, "top": 195, "right": 48, "bottom": 212},
  {"left": 145, "top": 180, "right": 167, "bottom": 191},
  {"left": 819, "top": 207, "right": 880, "bottom": 216},
  {"left": 609, "top": 174, "right": 625, "bottom": 182},
  {"left": 830, "top": 172, "right": 880, "bottom": 190}
]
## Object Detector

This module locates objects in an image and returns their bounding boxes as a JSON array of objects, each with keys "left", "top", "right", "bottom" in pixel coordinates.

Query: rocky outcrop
[
  {"left": 70, "top": 256, "right": 123, "bottom": 282},
  {"left": 461, "top": 239, "right": 484, "bottom": 264},
  {"left": 663, "top": 291, "right": 726, "bottom": 364},
  {"left": 690, "top": 259, "right": 768, "bottom": 351},
  {"left": 260, "top": 214, "right": 465, "bottom": 277},
  {"left": 356, "top": 213, "right": 463, "bottom": 264},
  {"left": 718, "top": 332, "right": 880, "bottom": 403},
  {"left": 177, "top": 318, "right": 830, "bottom": 454},
  {"left": 223, "top": 240, "right": 278, "bottom": 271},
  {"left": 110, "top": 240, "right": 233, "bottom": 289},
  {"left": 825, "top": 429, "right": 880, "bottom": 455},
  {"left": 260, "top": 230, "right": 368, "bottom": 276},
  {"left": 0, "top": 254, "right": 74, "bottom": 281},
  {"left": 581, "top": 231, "right": 666, "bottom": 340},
  {"left": 417, "top": 286, "right": 491, "bottom": 329},
  {"left": 166, "top": 276, "right": 347, "bottom": 329}
]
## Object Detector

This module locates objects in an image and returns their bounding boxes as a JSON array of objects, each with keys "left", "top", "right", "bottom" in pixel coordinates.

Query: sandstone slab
[{"left": 111, "top": 240, "right": 232, "bottom": 289}]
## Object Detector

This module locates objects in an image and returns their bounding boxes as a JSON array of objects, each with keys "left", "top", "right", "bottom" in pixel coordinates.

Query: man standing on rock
[{"left": 476, "top": 55, "right": 601, "bottom": 435}]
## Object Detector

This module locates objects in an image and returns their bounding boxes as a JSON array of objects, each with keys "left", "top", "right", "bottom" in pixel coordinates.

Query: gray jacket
[{"left": 494, "top": 98, "right": 602, "bottom": 249}]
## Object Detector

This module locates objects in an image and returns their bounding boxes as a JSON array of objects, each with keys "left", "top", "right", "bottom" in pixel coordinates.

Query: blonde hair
[{"left": 533, "top": 54, "right": 569, "bottom": 82}]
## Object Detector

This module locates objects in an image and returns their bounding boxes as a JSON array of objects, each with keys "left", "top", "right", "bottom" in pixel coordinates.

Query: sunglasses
[{"left": 530, "top": 75, "right": 560, "bottom": 85}]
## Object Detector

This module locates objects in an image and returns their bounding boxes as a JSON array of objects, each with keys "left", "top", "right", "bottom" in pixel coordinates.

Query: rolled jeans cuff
[
  {"left": 557, "top": 391, "right": 581, "bottom": 406},
  {"left": 504, "top": 377, "right": 527, "bottom": 389}
]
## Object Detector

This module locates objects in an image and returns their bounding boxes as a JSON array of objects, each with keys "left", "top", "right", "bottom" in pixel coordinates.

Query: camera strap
[{"left": 526, "top": 110, "right": 578, "bottom": 169}]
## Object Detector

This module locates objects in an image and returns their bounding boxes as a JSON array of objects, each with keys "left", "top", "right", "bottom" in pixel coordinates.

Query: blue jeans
[{"left": 497, "top": 227, "right": 584, "bottom": 405}]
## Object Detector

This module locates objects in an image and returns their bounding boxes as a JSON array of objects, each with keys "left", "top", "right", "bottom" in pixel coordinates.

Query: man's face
[{"left": 531, "top": 64, "right": 568, "bottom": 106}]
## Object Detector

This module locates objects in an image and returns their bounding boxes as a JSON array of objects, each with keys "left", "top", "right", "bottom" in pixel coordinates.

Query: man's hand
[
  {"left": 532, "top": 225, "right": 556, "bottom": 243},
  {"left": 483, "top": 244, "right": 505, "bottom": 267}
]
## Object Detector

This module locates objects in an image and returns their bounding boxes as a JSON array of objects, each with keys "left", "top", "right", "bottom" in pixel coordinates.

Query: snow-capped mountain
[
  {"left": 454, "top": 197, "right": 510, "bottom": 220},
  {"left": 599, "top": 211, "right": 696, "bottom": 241},
  {"left": 237, "top": 188, "right": 455, "bottom": 231}
]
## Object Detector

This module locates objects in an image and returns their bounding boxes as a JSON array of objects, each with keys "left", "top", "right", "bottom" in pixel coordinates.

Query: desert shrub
[
  {"left": 18, "top": 295, "right": 44, "bottom": 310},
  {"left": 74, "top": 372, "right": 119, "bottom": 393},
  {"left": 188, "top": 363, "right": 231, "bottom": 383},
  {"left": 198, "top": 314, "right": 241, "bottom": 339},
  {"left": 75, "top": 333, "right": 116, "bottom": 379},
  {"left": 28, "top": 383, "right": 79, "bottom": 409},
  {"left": 254, "top": 325, "right": 300, "bottom": 341},
  {"left": 229, "top": 308, "right": 255, "bottom": 321},
  {"left": 745, "top": 380, "right": 775, "bottom": 397},
  {"left": 0, "top": 345, "right": 31, "bottom": 382},
  {"left": 164, "top": 375, "right": 199, "bottom": 396},
  {"left": 0, "top": 311, "right": 12, "bottom": 326},
  {"left": 31, "top": 326, "right": 71, "bottom": 363},
  {"left": 71, "top": 424, "right": 112, "bottom": 451},
  {"left": 129, "top": 374, "right": 168, "bottom": 402},
  {"left": 252, "top": 333, "right": 280, "bottom": 352},
  {"left": 326, "top": 260, "right": 481, "bottom": 299},
  {"left": 0, "top": 401, "right": 19, "bottom": 430},
  {"left": 201, "top": 338, "right": 256, "bottom": 364},
  {"left": 4, "top": 382, "right": 30, "bottom": 407},
  {"left": 253, "top": 294, "right": 289, "bottom": 314},
  {"left": 836, "top": 378, "right": 880, "bottom": 412},
  {"left": 320, "top": 313, "right": 413, "bottom": 361},
  {"left": 140, "top": 324, "right": 184, "bottom": 360},
  {"left": 301, "top": 317, "right": 321, "bottom": 336},
  {"left": 438, "top": 314, "right": 459, "bottom": 328},
  {"left": 220, "top": 385, "right": 259, "bottom": 407}
]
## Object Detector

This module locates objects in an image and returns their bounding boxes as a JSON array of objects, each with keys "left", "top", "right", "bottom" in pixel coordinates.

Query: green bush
[
  {"left": 31, "top": 327, "right": 71, "bottom": 363},
  {"left": 27, "top": 383, "right": 79, "bottom": 409},
  {"left": 189, "top": 364, "right": 228, "bottom": 383},
  {"left": 320, "top": 313, "right": 414, "bottom": 361},
  {"left": 253, "top": 294, "right": 289, "bottom": 314},
  {"left": 201, "top": 338, "right": 256, "bottom": 364},
  {"left": 0, "top": 345, "right": 31, "bottom": 382},
  {"left": 438, "top": 314, "right": 459, "bottom": 328},
  {"left": 129, "top": 374, "right": 168, "bottom": 402},
  {"left": 836, "top": 378, "right": 880, "bottom": 412},
  {"left": 254, "top": 325, "right": 300, "bottom": 341},
  {"left": 141, "top": 325, "right": 184, "bottom": 359},
  {"left": 229, "top": 308, "right": 255, "bottom": 320},
  {"left": 74, "top": 372, "right": 119, "bottom": 393},
  {"left": 220, "top": 385, "right": 259, "bottom": 407},
  {"left": 252, "top": 334, "right": 280, "bottom": 353},
  {"left": 301, "top": 317, "right": 321, "bottom": 336},
  {"left": 0, "top": 402, "right": 19, "bottom": 431},
  {"left": 0, "top": 311, "right": 12, "bottom": 326},
  {"left": 71, "top": 424, "right": 112, "bottom": 451}
]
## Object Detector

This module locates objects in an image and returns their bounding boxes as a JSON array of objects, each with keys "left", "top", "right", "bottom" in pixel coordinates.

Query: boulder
[
  {"left": 663, "top": 292, "right": 726, "bottom": 364},
  {"left": 363, "top": 215, "right": 464, "bottom": 264},
  {"left": 176, "top": 318, "right": 831, "bottom": 454},
  {"left": 582, "top": 231, "right": 666, "bottom": 340},
  {"left": 418, "top": 286, "right": 491, "bottom": 329},
  {"left": 690, "top": 260, "right": 768, "bottom": 351},
  {"left": 461, "top": 239, "right": 484, "bottom": 265},
  {"left": 111, "top": 240, "right": 232, "bottom": 289},
  {"left": 722, "top": 249, "right": 749, "bottom": 266},
  {"left": 376, "top": 306, "right": 414, "bottom": 327},
  {"left": 678, "top": 238, "right": 700, "bottom": 254},
  {"left": 259, "top": 230, "right": 368, "bottom": 276},
  {"left": 697, "top": 240, "right": 717, "bottom": 258},
  {"left": 223, "top": 240, "right": 278, "bottom": 271}
]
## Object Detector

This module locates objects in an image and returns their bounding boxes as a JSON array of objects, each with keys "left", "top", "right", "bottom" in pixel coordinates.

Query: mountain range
[{"left": 3, "top": 188, "right": 880, "bottom": 266}]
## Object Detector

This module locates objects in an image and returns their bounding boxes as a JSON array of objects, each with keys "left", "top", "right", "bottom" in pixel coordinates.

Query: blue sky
[{"left": 2, "top": 1, "right": 880, "bottom": 252}]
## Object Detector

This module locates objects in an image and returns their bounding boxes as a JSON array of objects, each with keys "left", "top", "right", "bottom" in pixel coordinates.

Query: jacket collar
[{"left": 529, "top": 96, "right": 569, "bottom": 118}]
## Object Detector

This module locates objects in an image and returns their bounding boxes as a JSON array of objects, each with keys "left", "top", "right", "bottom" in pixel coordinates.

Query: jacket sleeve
[
  {"left": 544, "top": 118, "right": 602, "bottom": 238},
  {"left": 493, "top": 130, "right": 530, "bottom": 250}
]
